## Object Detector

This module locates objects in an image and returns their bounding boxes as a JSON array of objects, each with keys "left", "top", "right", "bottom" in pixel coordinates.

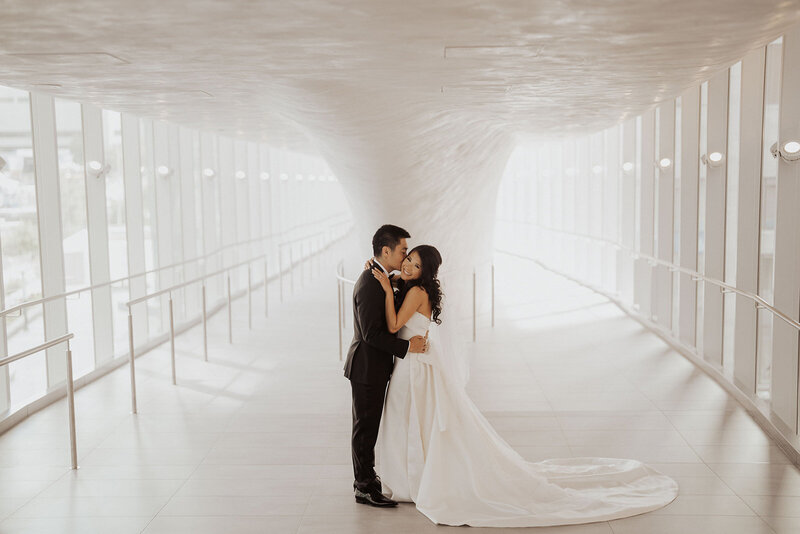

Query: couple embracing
[{"left": 344, "top": 225, "right": 678, "bottom": 527}]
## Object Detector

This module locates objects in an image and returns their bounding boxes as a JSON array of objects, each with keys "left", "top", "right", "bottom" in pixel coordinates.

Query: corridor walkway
[{"left": 0, "top": 249, "right": 797, "bottom": 533}]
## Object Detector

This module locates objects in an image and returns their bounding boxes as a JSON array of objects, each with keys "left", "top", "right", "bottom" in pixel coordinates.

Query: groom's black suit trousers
[
  {"left": 350, "top": 380, "right": 387, "bottom": 491},
  {"left": 344, "top": 268, "right": 409, "bottom": 491}
]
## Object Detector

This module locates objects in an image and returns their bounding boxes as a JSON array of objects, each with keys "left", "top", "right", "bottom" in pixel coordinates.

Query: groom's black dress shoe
[{"left": 354, "top": 487, "right": 398, "bottom": 507}]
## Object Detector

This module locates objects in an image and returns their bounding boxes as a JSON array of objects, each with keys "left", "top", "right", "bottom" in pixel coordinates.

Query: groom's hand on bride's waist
[{"left": 409, "top": 335, "right": 428, "bottom": 353}]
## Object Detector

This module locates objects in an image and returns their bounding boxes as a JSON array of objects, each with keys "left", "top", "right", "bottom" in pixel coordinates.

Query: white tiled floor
[{"left": 0, "top": 251, "right": 798, "bottom": 533}]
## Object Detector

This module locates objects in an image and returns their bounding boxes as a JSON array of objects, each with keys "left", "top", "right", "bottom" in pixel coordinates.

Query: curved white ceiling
[{"left": 1, "top": 1, "right": 799, "bottom": 262}]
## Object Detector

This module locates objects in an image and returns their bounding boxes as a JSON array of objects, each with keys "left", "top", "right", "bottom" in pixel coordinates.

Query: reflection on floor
[{"left": 0, "top": 255, "right": 798, "bottom": 534}]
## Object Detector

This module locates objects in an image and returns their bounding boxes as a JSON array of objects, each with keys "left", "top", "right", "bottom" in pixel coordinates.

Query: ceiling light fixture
[
  {"left": 622, "top": 161, "right": 634, "bottom": 173},
  {"left": 87, "top": 160, "right": 109, "bottom": 178},
  {"left": 203, "top": 168, "right": 215, "bottom": 178},
  {"left": 260, "top": 172, "right": 269, "bottom": 181},
  {"left": 771, "top": 141, "right": 800, "bottom": 162},
  {"left": 157, "top": 165, "right": 172, "bottom": 178},
  {"left": 564, "top": 167, "right": 576, "bottom": 177},
  {"left": 295, "top": 174, "right": 303, "bottom": 181},
  {"left": 592, "top": 165, "right": 603, "bottom": 175},
  {"left": 280, "top": 173, "right": 289, "bottom": 181},
  {"left": 235, "top": 170, "right": 246, "bottom": 180},
  {"left": 701, "top": 151, "right": 725, "bottom": 168},
  {"left": 657, "top": 158, "right": 672, "bottom": 169}
]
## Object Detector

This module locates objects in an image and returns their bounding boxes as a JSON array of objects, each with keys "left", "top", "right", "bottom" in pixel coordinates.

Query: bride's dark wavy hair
[{"left": 396, "top": 245, "right": 444, "bottom": 325}]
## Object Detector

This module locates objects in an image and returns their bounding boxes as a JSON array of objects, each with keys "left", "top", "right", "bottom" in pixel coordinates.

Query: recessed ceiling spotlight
[
  {"left": 592, "top": 165, "right": 603, "bottom": 175},
  {"left": 308, "top": 174, "right": 316, "bottom": 182},
  {"left": 157, "top": 165, "right": 171, "bottom": 177},
  {"left": 657, "top": 158, "right": 672, "bottom": 169},
  {"left": 295, "top": 174, "right": 303, "bottom": 181},
  {"left": 564, "top": 167, "right": 576, "bottom": 177},
  {"left": 203, "top": 168, "right": 215, "bottom": 178},
  {"left": 622, "top": 161, "right": 634, "bottom": 173},
  {"left": 784, "top": 141, "right": 800, "bottom": 154},
  {"left": 280, "top": 173, "right": 289, "bottom": 181},
  {"left": 235, "top": 170, "right": 246, "bottom": 180},
  {"left": 259, "top": 172, "right": 269, "bottom": 181}
]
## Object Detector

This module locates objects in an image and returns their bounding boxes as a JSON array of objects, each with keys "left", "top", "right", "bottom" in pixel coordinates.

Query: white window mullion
[
  {"left": 771, "top": 27, "right": 800, "bottom": 434},
  {"left": 120, "top": 113, "right": 148, "bottom": 346},
  {"left": 702, "top": 69, "right": 730, "bottom": 367},
  {"left": 733, "top": 48, "right": 767, "bottom": 395},
  {"left": 81, "top": 104, "right": 114, "bottom": 366},
  {"left": 31, "top": 93, "right": 68, "bottom": 388}
]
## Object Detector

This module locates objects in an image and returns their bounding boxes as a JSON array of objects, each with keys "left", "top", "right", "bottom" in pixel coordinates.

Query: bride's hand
[
  {"left": 371, "top": 267, "right": 393, "bottom": 294},
  {"left": 363, "top": 258, "right": 373, "bottom": 270}
]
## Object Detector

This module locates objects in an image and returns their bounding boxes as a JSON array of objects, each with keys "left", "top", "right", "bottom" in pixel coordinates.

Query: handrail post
[
  {"left": 201, "top": 283, "right": 208, "bottom": 362},
  {"left": 65, "top": 340, "right": 78, "bottom": 470},
  {"left": 247, "top": 264, "right": 252, "bottom": 330},
  {"left": 338, "top": 279, "right": 343, "bottom": 361},
  {"left": 491, "top": 263, "right": 495, "bottom": 328},
  {"left": 472, "top": 269, "right": 477, "bottom": 342},
  {"left": 227, "top": 274, "right": 233, "bottom": 344},
  {"left": 264, "top": 256, "right": 269, "bottom": 317},
  {"left": 128, "top": 309, "right": 137, "bottom": 414},
  {"left": 169, "top": 294, "right": 176, "bottom": 385}
]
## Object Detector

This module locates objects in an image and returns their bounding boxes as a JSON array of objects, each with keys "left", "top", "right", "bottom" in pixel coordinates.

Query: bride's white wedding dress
[{"left": 378, "top": 311, "right": 678, "bottom": 527}]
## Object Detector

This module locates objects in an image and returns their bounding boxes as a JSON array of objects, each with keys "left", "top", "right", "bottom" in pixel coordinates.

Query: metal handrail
[
  {"left": 124, "top": 221, "right": 354, "bottom": 413},
  {"left": 498, "top": 220, "right": 800, "bottom": 332},
  {"left": 125, "top": 255, "right": 267, "bottom": 414},
  {"left": 0, "top": 211, "right": 352, "bottom": 320},
  {"left": 0, "top": 333, "right": 77, "bottom": 469}
]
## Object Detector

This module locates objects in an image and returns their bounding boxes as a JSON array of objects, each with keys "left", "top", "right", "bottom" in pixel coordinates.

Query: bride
[{"left": 369, "top": 245, "right": 678, "bottom": 527}]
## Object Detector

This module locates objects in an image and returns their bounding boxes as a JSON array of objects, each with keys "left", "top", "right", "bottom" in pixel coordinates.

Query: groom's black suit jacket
[{"left": 343, "top": 267, "right": 409, "bottom": 385}]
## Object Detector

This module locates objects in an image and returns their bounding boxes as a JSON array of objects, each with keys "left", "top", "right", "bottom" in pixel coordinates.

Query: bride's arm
[{"left": 372, "top": 268, "right": 425, "bottom": 334}]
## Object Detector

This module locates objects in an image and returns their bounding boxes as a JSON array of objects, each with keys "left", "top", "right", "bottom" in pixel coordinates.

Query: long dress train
[{"left": 378, "top": 312, "right": 678, "bottom": 527}]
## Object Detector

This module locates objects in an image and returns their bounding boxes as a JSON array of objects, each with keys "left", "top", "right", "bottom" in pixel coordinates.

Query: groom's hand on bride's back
[{"left": 409, "top": 335, "right": 428, "bottom": 353}]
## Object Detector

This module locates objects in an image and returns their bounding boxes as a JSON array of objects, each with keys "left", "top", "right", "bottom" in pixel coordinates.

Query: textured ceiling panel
[{"left": 1, "top": 0, "right": 798, "bottom": 262}]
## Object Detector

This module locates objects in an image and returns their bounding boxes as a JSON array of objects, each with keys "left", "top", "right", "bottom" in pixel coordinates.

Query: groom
[{"left": 344, "top": 224, "right": 428, "bottom": 507}]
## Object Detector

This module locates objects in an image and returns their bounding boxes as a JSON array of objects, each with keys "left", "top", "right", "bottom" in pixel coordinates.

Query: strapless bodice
[{"left": 398, "top": 312, "right": 431, "bottom": 341}]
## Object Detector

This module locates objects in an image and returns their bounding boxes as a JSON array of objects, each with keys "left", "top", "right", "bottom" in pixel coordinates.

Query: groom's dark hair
[{"left": 372, "top": 224, "right": 410, "bottom": 256}]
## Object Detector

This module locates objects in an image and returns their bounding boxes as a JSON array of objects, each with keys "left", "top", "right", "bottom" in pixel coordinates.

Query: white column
[
  {"left": 153, "top": 122, "right": 173, "bottom": 326},
  {"left": 678, "top": 86, "right": 701, "bottom": 348},
  {"left": 31, "top": 93, "right": 68, "bottom": 387},
  {"left": 234, "top": 140, "right": 250, "bottom": 264},
  {"left": 771, "top": 27, "right": 800, "bottom": 433},
  {"left": 603, "top": 126, "right": 619, "bottom": 294},
  {"left": 619, "top": 119, "right": 636, "bottom": 305},
  {"left": 120, "top": 113, "right": 148, "bottom": 346},
  {"left": 702, "top": 69, "right": 729, "bottom": 367},
  {"left": 634, "top": 109, "right": 655, "bottom": 318},
  {"left": 179, "top": 127, "right": 198, "bottom": 315},
  {"left": 655, "top": 100, "right": 675, "bottom": 331},
  {"left": 218, "top": 137, "right": 236, "bottom": 267},
  {"left": 247, "top": 141, "right": 261, "bottom": 260},
  {"left": 733, "top": 48, "right": 766, "bottom": 394},
  {"left": 82, "top": 104, "right": 114, "bottom": 365}
]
